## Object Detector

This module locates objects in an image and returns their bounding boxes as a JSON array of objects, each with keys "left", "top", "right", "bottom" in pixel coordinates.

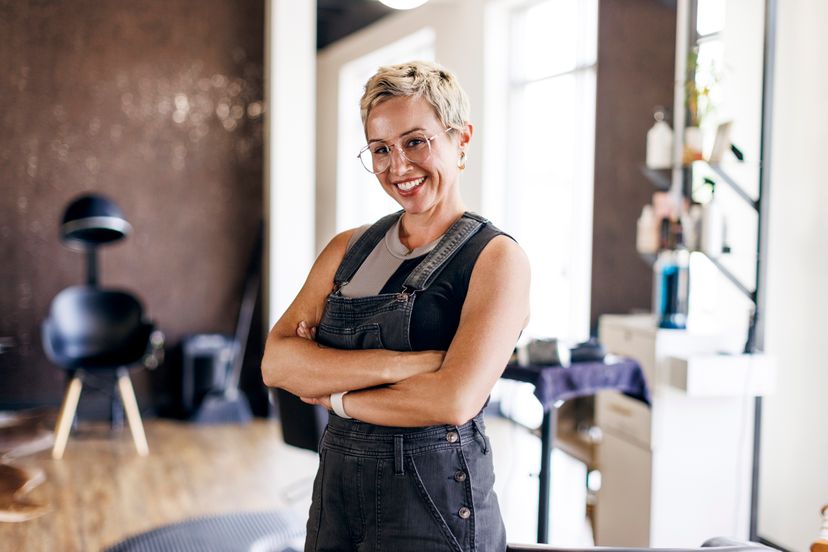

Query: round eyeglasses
[{"left": 357, "top": 127, "right": 453, "bottom": 174}]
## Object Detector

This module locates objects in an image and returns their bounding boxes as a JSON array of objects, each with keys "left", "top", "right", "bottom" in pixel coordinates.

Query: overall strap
[
  {"left": 402, "top": 212, "right": 488, "bottom": 292},
  {"left": 333, "top": 211, "right": 403, "bottom": 290}
]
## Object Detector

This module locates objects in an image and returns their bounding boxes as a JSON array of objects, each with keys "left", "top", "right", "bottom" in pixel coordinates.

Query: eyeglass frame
[{"left": 357, "top": 126, "right": 454, "bottom": 174}]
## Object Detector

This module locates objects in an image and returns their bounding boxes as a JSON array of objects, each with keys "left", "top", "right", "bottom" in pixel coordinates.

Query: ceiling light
[{"left": 378, "top": 0, "right": 429, "bottom": 10}]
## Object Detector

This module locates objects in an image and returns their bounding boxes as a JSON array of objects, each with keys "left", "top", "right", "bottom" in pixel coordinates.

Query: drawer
[
  {"left": 596, "top": 390, "right": 652, "bottom": 448},
  {"left": 599, "top": 320, "right": 657, "bottom": 386}
]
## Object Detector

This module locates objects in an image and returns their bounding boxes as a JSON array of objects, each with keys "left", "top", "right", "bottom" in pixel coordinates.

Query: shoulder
[
  {"left": 314, "top": 227, "right": 361, "bottom": 272},
  {"left": 475, "top": 234, "right": 530, "bottom": 281}
]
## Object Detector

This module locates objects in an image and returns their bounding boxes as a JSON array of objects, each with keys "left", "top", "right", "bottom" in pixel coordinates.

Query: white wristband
[{"left": 330, "top": 391, "right": 351, "bottom": 419}]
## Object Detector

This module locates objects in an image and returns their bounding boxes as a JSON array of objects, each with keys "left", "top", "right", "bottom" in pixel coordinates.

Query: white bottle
[
  {"left": 646, "top": 109, "right": 673, "bottom": 169},
  {"left": 682, "top": 204, "right": 703, "bottom": 251},
  {"left": 636, "top": 205, "right": 659, "bottom": 255},
  {"left": 701, "top": 184, "right": 724, "bottom": 258}
]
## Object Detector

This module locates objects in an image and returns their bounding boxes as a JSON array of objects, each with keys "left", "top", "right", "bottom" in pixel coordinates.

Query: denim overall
[{"left": 305, "top": 211, "right": 507, "bottom": 552}]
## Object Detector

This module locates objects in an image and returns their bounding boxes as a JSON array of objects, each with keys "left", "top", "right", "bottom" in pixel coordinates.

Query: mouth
[{"left": 394, "top": 176, "right": 426, "bottom": 193}]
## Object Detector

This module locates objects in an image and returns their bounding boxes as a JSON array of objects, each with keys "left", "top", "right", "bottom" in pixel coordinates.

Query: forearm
[
  {"left": 261, "top": 334, "right": 443, "bottom": 398},
  {"left": 342, "top": 371, "right": 484, "bottom": 428}
]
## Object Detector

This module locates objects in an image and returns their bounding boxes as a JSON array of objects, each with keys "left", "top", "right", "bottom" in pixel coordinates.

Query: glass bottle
[{"left": 653, "top": 246, "right": 690, "bottom": 330}]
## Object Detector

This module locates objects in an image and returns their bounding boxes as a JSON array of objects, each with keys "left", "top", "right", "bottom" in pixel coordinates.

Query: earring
[{"left": 457, "top": 150, "right": 466, "bottom": 170}]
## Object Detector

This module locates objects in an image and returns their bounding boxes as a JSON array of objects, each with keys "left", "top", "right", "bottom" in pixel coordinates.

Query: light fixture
[{"left": 378, "top": 0, "right": 429, "bottom": 10}]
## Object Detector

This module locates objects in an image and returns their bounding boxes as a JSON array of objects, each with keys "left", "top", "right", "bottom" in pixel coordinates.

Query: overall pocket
[
  {"left": 316, "top": 322, "right": 385, "bottom": 350},
  {"left": 407, "top": 449, "right": 472, "bottom": 552}
]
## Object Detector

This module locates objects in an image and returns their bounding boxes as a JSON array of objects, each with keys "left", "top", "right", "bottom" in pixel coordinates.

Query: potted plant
[{"left": 683, "top": 46, "right": 718, "bottom": 164}]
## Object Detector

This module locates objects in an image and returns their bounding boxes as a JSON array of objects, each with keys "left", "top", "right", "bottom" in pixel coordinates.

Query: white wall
[
  {"left": 760, "top": 1, "right": 828, "bottom": 550},
  {"left": 265, "top": 0, "right": 316, "bottom": 326},
  {"left": 315, "top": 0, "right": 487, "bottom": 253}
]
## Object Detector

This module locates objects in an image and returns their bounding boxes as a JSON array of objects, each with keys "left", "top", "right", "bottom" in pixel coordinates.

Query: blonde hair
[{"left": 360, "top": 61, "right": 470, "bottom": 130}]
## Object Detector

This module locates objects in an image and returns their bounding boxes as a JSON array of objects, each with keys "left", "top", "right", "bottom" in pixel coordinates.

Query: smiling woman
[{"left": 261, "top": 61, "right": 530, "bottom": 551}]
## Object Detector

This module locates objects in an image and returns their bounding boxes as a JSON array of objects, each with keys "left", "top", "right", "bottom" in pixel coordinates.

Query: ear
[{"left": 457, "top": 122, "right": 474, "bottom": 150}]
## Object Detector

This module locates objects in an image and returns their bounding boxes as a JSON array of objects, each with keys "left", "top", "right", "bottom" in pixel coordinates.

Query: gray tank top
[{"left": 340, "top": 218, "right": 442, "bottom": 298}]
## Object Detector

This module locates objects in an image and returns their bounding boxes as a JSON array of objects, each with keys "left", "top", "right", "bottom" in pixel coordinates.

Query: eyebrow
[{"left": 367, "top": 127, "right": 426, "bottom": 144}]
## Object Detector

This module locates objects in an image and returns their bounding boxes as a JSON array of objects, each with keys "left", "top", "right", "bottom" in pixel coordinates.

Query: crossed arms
[{"left": 261, "top": 228, "right": 530, "bottom": 427}]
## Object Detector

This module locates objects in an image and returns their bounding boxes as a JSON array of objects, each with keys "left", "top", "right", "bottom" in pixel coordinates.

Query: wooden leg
[
  {"left": 52, "top": 375, "right": 83, "bottom": 459},
  {"left": 117, "top": 369, "right": 149, "bottom": 456}
]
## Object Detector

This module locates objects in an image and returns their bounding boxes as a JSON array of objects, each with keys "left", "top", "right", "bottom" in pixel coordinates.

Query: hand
[
  {"left": 300, "top": 395, "right": 331, "bottom": 409},
  {"left": 296, "top": 320, "right": 317, "bottom": 341}
]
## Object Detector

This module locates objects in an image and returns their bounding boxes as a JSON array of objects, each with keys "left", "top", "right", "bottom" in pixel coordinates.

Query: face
[{"left": 364, "top": 95, "right": 472, "bottom": 216}]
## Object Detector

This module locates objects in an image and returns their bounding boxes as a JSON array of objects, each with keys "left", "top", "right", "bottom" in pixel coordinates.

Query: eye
[
  {"left": 405, "top": 136, "right": 426, "bottom": 148},
  {"left": 372, "top": 144, "right": 390, "bottom": 155}
]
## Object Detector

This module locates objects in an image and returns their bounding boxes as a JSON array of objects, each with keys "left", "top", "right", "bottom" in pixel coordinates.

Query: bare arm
[
  {"left": 261, "top": 229, "right": 444, "bottom": 398},
  {"left": 334, "top": 235, "right": 530, "bottom": 427}
]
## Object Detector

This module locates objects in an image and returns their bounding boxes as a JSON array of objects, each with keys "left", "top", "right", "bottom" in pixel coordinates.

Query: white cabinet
[{"left": 595, "top": 314, "right": 767, "bottom": 547}]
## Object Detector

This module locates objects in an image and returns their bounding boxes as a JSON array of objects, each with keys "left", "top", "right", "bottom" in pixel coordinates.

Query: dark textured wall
[
  {"left": 0, "top": 1, "right": 264, "bottom": 410},
  {"left": 590, "top": 0, "right": 676, "bottom": 329}
]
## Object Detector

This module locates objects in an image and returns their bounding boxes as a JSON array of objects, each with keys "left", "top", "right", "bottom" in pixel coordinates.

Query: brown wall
[
  {"left": 0, "top": 1, "right": 264, "bottom": 409},
  {"left": 591, "top": 0, "right": 677, "bottom": 330}
]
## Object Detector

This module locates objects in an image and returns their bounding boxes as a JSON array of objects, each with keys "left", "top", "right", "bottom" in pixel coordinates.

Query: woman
[{"left": 262, "top": 61, "right": 530, "bottom": 552}]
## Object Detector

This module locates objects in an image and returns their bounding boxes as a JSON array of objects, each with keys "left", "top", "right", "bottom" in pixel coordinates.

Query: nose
[{"left": 388, "top": 145, "right": 411, "bottom": 175}]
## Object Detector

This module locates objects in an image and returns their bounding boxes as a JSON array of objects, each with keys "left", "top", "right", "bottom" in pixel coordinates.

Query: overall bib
[{"left": 305, "top": 212, "right": 507, "bottom": 552}]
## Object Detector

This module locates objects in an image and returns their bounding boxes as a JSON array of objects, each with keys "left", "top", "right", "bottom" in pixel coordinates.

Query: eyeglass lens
[{"left": 359, "top": 134, "right": 433, "bottom": 174}]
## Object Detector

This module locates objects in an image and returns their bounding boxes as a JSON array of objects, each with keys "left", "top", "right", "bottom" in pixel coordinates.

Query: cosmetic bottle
[
  {"left": 646, "top": 108, "right": 673, "bottom": 170},
  {"left": 812, "top": 504, "right": 828, "bottom": 552},
  {"left": 636, "top": 205, "right": 659, "bottom": 255},
  {"left": 682, "top": 205, "right": 703, "bottom": 251},
  {"left": 701, "top": 181, "right": 724, "bottom": 258},
  {"left": 652, "top": 246, "right": 690, "bottom": 329}
]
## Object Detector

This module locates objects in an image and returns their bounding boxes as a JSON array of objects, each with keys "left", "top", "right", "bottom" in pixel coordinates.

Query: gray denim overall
[{"left": 305, "top": 212, "right": 507, "bottom": 552}]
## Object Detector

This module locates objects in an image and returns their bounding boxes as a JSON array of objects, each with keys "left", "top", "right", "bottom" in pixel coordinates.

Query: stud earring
[{"left": 457, "top": 150, "right": 466, "bottom": 170}]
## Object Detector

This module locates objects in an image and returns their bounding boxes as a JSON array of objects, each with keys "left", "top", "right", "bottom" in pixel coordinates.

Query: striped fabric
[{"left": 104, "top": 510, "right": 305, "bottom": 552}]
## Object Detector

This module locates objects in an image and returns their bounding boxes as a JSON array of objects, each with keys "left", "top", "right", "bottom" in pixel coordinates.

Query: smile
[{"left": 395, "top": 176, "right": 426, "bottom": 192}]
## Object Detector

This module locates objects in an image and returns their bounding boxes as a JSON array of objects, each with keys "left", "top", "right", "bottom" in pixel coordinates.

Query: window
[{"left": 499, "top": 0, "right": 598, "bottom": 341}]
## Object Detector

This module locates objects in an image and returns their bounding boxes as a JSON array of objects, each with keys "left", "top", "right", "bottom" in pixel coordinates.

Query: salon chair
[
  {"left": 42, "top": 194, "right": 162, "bottom": 459},
  {"left": 506, "top": 537, "right": 775, "bottom": 552}
]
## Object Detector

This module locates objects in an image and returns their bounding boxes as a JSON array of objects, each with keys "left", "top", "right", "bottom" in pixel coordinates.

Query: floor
[
  {"left": 0, "top": 414, "right": 594, "bottom": 551},
  {"left": 0, "top": 420, "right": 318, "bottom": 552}
]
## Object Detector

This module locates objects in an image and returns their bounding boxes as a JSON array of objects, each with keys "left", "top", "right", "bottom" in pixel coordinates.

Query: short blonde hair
[{"left": 360, "top": 61, "right": 470, "bottom": 130}]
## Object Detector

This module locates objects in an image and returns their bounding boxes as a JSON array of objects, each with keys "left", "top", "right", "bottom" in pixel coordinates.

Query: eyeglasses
[{"left": 357, "top": 127, "right": 453, "bottom": 174}]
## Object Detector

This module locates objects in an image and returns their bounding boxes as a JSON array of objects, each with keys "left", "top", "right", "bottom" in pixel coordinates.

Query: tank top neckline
[{"left": 384, "top": 216, "right": 444, "bottom": 260}]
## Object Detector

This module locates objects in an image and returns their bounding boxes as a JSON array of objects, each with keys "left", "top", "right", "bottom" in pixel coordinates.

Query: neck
[{"left": 399, "top": 199, "right": 466, "bottom": 250}]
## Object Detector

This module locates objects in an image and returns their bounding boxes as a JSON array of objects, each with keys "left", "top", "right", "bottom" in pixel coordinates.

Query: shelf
[
  {"left": 691, "top": 161, "right": 760, "bottom": 212},
  {"left": 639, "top": 165, "right": 672, "bottom": 191},
  {"left": 640, "top": 250, "right": 757, "bottom": 305},
  {"left": 666, "top": 353, "right": 776, "bottom": 397}
]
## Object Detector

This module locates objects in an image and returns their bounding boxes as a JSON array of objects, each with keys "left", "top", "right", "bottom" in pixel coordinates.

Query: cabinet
[{"left": 594, "top": 314, "right": 767, "bottom": 547}]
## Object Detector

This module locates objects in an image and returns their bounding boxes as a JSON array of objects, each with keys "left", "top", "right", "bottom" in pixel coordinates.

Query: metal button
[
  {"left": 458, "top": 507, "right": 471, "bottom": 519},
  {"left": 446, "top": 431, "right": 459, "bottom": 443},
  {"left": 454, "top": 470, "right": 467, "bottom": 482}
]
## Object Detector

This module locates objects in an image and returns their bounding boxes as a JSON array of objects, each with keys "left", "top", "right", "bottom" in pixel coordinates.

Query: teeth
[{"left": 397, "top": 177, "right": 425, "bottom": 192}]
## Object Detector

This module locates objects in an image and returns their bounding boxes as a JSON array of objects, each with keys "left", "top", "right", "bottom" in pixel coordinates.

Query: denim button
[
  {"left": 454, "top": 470, "right": 467, "bottom": 482},
  {"left": 458, "top": 507, "right": 471, "bottom": 519},
  {"left": 446, "top": 431, "right": 459, "bottom": 443}
]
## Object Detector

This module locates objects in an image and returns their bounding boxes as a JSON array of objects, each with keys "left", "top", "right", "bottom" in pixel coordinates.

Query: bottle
[
  {"left": 636, "top": 205, "right": 659, "bottom": 255},
  {"left": 812, "top": 504, "right": 828, "bottom": 552},
  {"left": 701, "top": 181, "right": 724, "bottom": 258},
  {"left": 682, "top": 204, "right": 703, "bottom": 251},
  {"left": 652, "top": 247, "right": 690, "bottom": 329},
  {"left": 646, "top": 108, "right": 673, "bottom": 170}
]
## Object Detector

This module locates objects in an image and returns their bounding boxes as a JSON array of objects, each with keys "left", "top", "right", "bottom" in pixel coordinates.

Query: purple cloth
[{"left": 502, "top": 357, "right": 650, "bottom": 411}]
